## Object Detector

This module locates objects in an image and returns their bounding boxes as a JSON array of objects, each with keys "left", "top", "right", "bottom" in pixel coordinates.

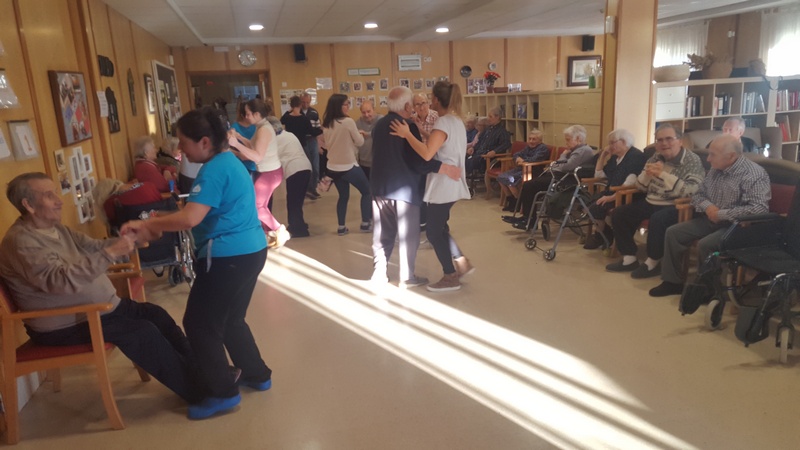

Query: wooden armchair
[
  {"left": 0, "top": 281, "right": 122, "bottom": 444},
  {"left": 0, "top": 258, "right": 151, "bottom": 444},
  {"left": 107, "top": 250, "right": 146, "bottom": 302},
  {"left": 483, "top": 141, "right": 527, "bottom": 201},
  {"left": 520, "top": 146, "right": 567, "bottom": 182}
]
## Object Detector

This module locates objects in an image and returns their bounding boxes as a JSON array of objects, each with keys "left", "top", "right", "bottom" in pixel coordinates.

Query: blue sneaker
[
  {"left": 240, "top": 378, "right": 272, "bottom": 391},
  {"left": 187, "top": 394, "right": 241, "bottom": 420}
]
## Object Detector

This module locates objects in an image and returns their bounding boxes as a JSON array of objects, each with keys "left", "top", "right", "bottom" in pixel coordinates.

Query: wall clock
[
  {"left": 238, "top": 50, "right": 257, "bottom": 67},
  {"left": 488, "top": 61, "right": 497, "bottom": 71}
]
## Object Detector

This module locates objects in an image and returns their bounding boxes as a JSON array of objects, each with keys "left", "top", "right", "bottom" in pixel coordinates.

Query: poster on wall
[
  {"left": 152, "top": 60, "right": 182, "bottom": 139},
  {"left": 47, "top": 71, "right": 92, "bottom": 146}
]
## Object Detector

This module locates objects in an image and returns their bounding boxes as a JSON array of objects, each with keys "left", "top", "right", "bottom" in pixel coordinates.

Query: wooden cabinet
[
  {"left": 464, "top": 89, "right": 601, "bottom": 148},
  {"left": 652, "top": 75, "right": 800, "bottom": 162}
]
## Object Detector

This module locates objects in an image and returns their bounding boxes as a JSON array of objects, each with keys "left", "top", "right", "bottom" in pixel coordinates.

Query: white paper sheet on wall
[
  {"left": 0, "top": 70, "right": 21, "bottom": 108},
  {"left": 316, "top": 78, "right": 332, "bottom": 90},
  {"left": 96, "top": 91, "right": 109, "bottom": 117},
  {"left": 0, "top": 128, "right": 12, "bottom": 160}
]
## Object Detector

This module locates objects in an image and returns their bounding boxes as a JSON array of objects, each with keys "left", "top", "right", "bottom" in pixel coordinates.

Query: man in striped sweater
[{"left": 606, "top": 124, "right": 705, "bottom": 276}]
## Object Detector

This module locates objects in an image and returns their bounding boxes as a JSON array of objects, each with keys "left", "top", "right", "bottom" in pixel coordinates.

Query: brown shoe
[
  {"left": 453, "top": 256, "right": 475, "bottom": 278},
  {"left": 426, "top": 273, "right": 461, "bottom": 292}
]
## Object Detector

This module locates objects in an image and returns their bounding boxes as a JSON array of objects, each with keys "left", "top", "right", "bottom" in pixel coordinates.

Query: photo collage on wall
[
  {"left": 66, "top": 146, "right": 96, "bottom": 223},
  {"left": 341, "top": 77, "right": 445, "bottom": 98}
]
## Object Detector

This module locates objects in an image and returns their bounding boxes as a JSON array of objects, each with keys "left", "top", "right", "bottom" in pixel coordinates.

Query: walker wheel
[
  {"left": 543, "top": 249, "right": 556, "bottom": 261},
  {"left": 541, "top": 222, "right": 551, "bottom": 241},
  {"left": 778, "top": 327, "right": 792, "bottom": 364},
  {"left": 168, "top": 266, "right": 184, "bottom": 287},
  {"left": 525, "top": 238, "right": 537, "bottom": 250},
  {"left": 704, "top": 298, "right": 724, "bottom": 330}
]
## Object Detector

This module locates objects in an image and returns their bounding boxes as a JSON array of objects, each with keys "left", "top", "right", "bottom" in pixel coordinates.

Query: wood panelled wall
[
  {"left": 189, "top": 35, "right": 604, "bottom": 119},
  {"left": 0, "top": 0, "right": 174, "bottom": 237}
]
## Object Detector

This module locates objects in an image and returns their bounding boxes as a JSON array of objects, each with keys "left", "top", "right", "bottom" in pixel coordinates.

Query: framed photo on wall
[
  {"left": 48, "top": 71, "right": 93, "bottom": 146},
  {"left": 8, "top": 120, "right": 40, "bottom": 160},
  {"left": 152, "top": 60, "right": 183, "bottom": 139},
  {"left": 567, "top": 55, "right": 601, "bottom": 87},
  {"left": 144, "top": 74, "right": 156, "bottom": 114}
]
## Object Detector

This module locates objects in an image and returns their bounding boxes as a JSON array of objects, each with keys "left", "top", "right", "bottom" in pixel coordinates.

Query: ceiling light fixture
[
  {"left": 436, "top": 27, "right": 449, "bottom": 33},
  {"left": 364, "top": 22, "right": 378, "bottom": 29},
  {"left": 249, "top": 24, "right": 264, "bottom": 31}
]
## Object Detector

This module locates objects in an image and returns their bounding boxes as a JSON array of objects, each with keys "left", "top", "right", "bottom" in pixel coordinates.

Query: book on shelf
[
  {"left": 686, "top": 96, "right": 703, "bottom": 117},
  {"left": 516, "top": 103, "right": 527, "bottom": 119},
  {"left": 713, "top": 94, "right": 732, "bottom": 116},
  {"left": 742, "top": 91, "right": 766, "bottom": 114},
  {"left": 776, "top": 89, "right": 799, "bottom": 112},
  {"left": 777, "top": 115, "right": 791, "bottom": 141}
]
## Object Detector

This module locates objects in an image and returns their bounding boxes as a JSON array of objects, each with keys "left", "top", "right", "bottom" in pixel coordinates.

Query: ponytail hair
[
  {"left": 176, "top": 107, "right": 229, "bottom": 154},
  {"left": 432, "top": 81, "right": 462, "bottom": 118}
]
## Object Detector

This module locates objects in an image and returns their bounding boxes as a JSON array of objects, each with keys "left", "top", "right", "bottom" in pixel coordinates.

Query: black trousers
[
  {"left": 184, "top": 248, "right": 270, "bottom": 398},
  {"left": 519, "top": 174, "right": 554, "bottom": 217},
  {"left": 426, "top": 202, "right": 463, "bottom": 275},
  {"left": 610, "top": 200, "right": 678, "bottom": 258},
  {"left": 285, "top": 170, "right": 310, "bottom": 234},
  {"left": 27, "top": 298, "right": 203, "bottom": 403}
]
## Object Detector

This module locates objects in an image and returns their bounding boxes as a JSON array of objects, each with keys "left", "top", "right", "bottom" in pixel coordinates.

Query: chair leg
[
  {"left": 47, "top": 369, "right": 62, "bottom": 392},
  {"left": 2, "top": 370, "right": 19, "bottom": 444},
  {"left": 87, "top": 316, "right": 125, "bottom": 431},
  {"left": 134, "top": 364, "right": 151, "bottom": 382}
]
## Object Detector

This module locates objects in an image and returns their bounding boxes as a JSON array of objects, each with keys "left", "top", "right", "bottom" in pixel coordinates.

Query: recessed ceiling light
[
  {"left": 364, "top": 22, "right": 378, "bottom": 29},
  {"left": 249, "top": 24, "right": 264, "bottom": 31},
  {"left": 436, "top": 27, "right": 449, "bottom": 33}
]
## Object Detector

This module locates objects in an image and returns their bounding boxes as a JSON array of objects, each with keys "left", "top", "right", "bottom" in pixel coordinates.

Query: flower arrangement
[{"left": 484, "top": 71, "right": 501, "bottom": 85}]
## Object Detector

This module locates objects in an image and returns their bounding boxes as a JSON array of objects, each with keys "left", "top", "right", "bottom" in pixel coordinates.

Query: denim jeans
[
  {"left": 331, "top": 166, "right": 372, "bottom": 226},
  {"left": 304, "top": 138, "right": 320, "bottom": 192}
]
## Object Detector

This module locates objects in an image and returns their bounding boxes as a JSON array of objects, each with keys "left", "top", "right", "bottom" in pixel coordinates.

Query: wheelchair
[{"left": 679, "top": 178, "right": 800, "bottom": 363}]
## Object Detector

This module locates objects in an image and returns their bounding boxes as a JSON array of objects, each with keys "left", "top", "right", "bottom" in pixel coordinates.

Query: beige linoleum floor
[{"left": 10, "top": 185, "right": 800, "bottom": 449}]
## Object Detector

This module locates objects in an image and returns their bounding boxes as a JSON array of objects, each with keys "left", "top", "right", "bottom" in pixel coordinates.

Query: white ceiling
[{"left": 102, "top": 0, "right": 797, "bottom": 47}]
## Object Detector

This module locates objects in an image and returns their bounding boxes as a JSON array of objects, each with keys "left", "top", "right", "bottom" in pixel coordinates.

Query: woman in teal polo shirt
[{"left": 122, "top": 107, "right": 271, "bottom": 420}]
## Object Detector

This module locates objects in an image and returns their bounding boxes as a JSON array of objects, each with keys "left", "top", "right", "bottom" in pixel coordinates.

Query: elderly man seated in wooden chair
[{"left": 0, "top": 172, "right": 205, "bottom": 405}]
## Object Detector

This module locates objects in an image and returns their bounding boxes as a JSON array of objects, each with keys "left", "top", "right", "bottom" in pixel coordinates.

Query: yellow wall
[
  {"left": 191, "top": 36, "right": 604, "bottom": 119},
  {"left": 0, "top": 0, "right": 182, "bottom": 237}
]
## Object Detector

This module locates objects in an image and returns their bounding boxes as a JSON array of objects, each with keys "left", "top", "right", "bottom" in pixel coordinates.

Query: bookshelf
[
  {"left": 464, "top": 89, "right": 601, "bottom": 148},
  {"left": 770, "top": 76, "right": 800, "bottom": 161},
  {"left": 652, "top": 75, "right": 800, "bottom": 162}
]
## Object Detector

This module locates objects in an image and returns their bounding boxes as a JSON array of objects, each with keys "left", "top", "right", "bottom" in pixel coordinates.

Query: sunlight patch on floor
[{"left": 258, "top": 248, "right": 697, "bottom": 450}]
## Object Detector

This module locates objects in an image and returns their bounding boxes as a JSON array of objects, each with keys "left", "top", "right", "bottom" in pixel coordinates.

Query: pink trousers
[{"left": 254, "top": 168, "right": 283, "bottom": 231}]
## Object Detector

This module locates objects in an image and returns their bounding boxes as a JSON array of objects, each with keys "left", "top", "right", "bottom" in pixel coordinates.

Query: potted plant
[{"left": 484, "top": 71, "right": 500, "bottom": 93}]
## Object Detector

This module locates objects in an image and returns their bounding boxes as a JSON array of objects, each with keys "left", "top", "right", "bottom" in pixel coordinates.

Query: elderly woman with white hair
[
  {"left": 582, "top": 129, "right": 647, "bottom": 250},
  {"left": 503, "top": 124, "right": 595, "bottom": 230},
  {"left": 133, "top": 135, "right": 177, "bottom": 193}
]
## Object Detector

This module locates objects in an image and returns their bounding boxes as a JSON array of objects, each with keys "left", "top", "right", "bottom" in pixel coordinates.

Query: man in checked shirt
[{"left": 649, "top": 134, "right": 771, "bottom": 297}]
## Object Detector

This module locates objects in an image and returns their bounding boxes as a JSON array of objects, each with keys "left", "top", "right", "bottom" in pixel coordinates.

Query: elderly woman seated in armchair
[{"left": 582, "top": 128, "right": 648, "bottom": 249}]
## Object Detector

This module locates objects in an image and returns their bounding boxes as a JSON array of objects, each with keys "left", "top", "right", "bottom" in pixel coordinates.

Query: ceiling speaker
[{"left": 294, "top": 44, "right": 307, "bottom": 62}]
